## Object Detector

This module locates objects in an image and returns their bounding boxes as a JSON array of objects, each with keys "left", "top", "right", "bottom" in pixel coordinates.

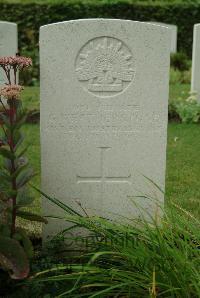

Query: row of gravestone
[
  {"left": 3, "top": 20, "right": 200, "bottom": 97},
  {"left": 0, "top": 19, "right": 197, "bottom": 239}
]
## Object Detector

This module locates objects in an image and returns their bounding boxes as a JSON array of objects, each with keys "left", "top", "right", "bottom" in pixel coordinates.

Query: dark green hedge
[{"left": 0, "top": 0, "right": 199, "bottom": 82}]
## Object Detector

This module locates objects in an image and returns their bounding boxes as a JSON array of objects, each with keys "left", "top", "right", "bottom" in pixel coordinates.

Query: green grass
[
  {"left": 166, "top": 123, "right": 200, "bottom": 218},
  {"left": 21, "top": 86, "right": 39, "bottom": 111},
  {"left": 30, "top": 192, "right": 200, "bottom": 297}
]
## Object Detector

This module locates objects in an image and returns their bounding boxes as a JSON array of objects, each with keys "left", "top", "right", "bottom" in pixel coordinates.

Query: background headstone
[
  {"left": 40, "top": 19, "right": 170, "bottom": 238},
  {"left": 0, "top": 21, "right": 18, "bottom": 85},
  {"left": 191, "top": 24, "right": 200, "bottom": 102},
  {"left": 149, "top": 22, "right": 177, "bottom": 53}
]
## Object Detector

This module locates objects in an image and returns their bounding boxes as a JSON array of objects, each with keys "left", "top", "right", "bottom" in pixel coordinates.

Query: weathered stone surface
[
  {"left": 0, "top": 22, "right": 18, "bottom": 85},
  {"left": 149, "top": 22, "right": 177, "bottom": 53},
  {"left": 40, "top": 19, "right": 170, "bottom": 238},
  {"left": 191, "top": 24, "right": 200, "bottom": 102}
]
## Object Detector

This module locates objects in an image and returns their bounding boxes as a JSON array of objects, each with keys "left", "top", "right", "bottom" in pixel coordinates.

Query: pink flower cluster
[
  {"left": 0, "top": 85, "right": 24, "bottom": 100},
  {"left": 0, "top": 56, "right": 32, "bottom": 69}
]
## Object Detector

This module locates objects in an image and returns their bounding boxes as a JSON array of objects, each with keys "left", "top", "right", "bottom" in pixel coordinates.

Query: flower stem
[{"left": 9, "top": 101, "right": 17, "bottom": 236}]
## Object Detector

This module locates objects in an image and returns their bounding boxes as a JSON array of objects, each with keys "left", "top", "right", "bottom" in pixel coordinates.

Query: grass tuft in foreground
[{"left": 29, "top": 191, "right": 200, "bottom": 298}]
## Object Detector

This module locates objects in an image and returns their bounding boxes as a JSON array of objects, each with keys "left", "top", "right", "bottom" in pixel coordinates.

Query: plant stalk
[{"left": 9, "top": 101, "right": 17, "bottom": 236}]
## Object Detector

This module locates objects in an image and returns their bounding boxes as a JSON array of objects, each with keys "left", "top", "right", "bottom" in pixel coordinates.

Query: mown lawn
[
  {"left": 21, "top": 86, "right": 40, "bottom": 111},
  {"left": 166, "top": 123, "right": 200, "bottom": 218},
  {"left": 13, "top": 84, "right": 200, "bottom": 235}
]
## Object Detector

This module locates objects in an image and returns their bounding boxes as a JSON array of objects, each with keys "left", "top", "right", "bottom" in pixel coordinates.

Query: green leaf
[
  {"left": 0, "top": 113, "right": 10, "bottom": 127},
  {"left": 5, "top": 189, "right": 17, "bottom": 198},
  {"left": 0, "top": 169, "right": 11, "bottom": 183},
  {"left": 0, "top": 180, "right": 11, "bottom": 196},
  {"left": 13, "top": 228, "right": 34, "bottom": 259},
  {"left": 16, "top": 187, "right": 34, "bottom": 208},
  {"left": 32, "top": 185, "right": 82, "bottom": 217},
  {"left": 0, "top": 224, "right": 10, "bottom": 237},
  {"left": 15, "top": 113, "right": 27, "bottom": 129},
  {"left": 3, "top": 159, "right": 12, "bottom": 172},
  {"left": 0, "top": 171, "right": 17, "bottom": 198},
  {"left": 0, "top": 200, "right": 10, "bottom": 217},
  {"left": 16, "top": 168, "right": 35, "bottom": 189},
  {"left": 12, "top": 162, "right": 28, "bottom": 180},
  {"left": 0, "top": 148, "right": 15, "bottom": 160},
  {"left": 17, "top": 145, "right": 29, "bottom": 158},
  {"left": 0, "top": 236, "right": 29, "bottom": 279},
  {"left": 14, "top": 132, "right": 25, "bottom": 152},
  {"left": 16, "top": 210, "right": 48, "bottom": 224}
]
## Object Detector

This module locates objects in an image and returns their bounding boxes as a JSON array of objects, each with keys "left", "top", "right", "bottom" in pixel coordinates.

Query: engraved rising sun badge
[{"left": 75, "top": 36, "right": 135, "bottom": 97}]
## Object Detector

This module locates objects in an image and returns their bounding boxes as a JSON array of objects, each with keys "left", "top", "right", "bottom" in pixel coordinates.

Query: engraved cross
[{"left": 77, "top": 147, "right": 131, "bottom": 200}]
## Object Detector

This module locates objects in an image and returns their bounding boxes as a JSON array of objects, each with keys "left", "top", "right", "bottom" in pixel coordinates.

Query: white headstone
[
  {"left": 191, "top": 24, "right": 200, "bottom": 102},
  {"left": 149, "top": 22, "right": 177, "bottom": 53},
  {"left": 0, "top": 21, "right": 18, "bottom": 84},
  {"left": 40, "top": 19, "right": 170, "bottom": 238}
]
